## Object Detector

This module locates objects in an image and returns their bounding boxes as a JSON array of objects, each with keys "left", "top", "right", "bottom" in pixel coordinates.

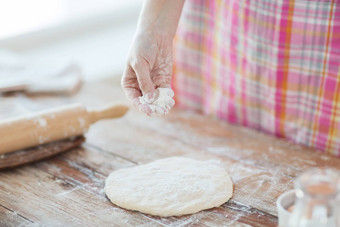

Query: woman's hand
[
  {"left": 121, "top": 31, "right": 173, "bottom": 116},
  {"left": 121, "top": 0, "right": 184, "bottom": 116}
]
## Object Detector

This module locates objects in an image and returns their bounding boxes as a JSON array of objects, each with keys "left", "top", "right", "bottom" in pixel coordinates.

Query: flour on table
[
  {"left": 139, "top": 88, "right": 175, "bottom": 116},
  {"left": 104, "top": 157, "right": 233, "bottom": 217}
]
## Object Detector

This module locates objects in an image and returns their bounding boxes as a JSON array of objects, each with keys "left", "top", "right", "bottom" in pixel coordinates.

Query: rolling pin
[{"left": 0, "top": 103, "right": 129, "bottom": 155}]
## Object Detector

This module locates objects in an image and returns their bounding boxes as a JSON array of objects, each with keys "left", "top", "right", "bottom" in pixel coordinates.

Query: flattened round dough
[{"left": 104, "top": 157, "right": 233, "bottom": 217}]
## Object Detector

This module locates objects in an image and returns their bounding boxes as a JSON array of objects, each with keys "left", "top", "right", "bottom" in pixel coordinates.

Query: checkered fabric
[{"left": 173, "top": 0, "right": 340, "bottom": 156}]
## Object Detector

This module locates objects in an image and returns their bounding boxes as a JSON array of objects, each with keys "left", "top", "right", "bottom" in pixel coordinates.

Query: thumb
[{"left": 132, "top": 58, "right": 156, "bottom": 102}]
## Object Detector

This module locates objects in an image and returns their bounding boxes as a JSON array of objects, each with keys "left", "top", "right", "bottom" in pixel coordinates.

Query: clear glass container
[{"left": 288, "top": 168, "right": 340, "bottom": 227}]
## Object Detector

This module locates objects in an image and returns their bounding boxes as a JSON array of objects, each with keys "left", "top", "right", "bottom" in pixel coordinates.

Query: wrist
[
  {"left": 136, "top": 0, "right": 184, "bottom": 40},
  {"left": 135, "top": 26, "right": 175, "bottom": 41}
]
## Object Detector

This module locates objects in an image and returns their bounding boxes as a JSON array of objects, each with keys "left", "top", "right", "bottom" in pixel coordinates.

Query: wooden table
[{"left": 1, "top": 77, "right": 340, "bottom": 227}]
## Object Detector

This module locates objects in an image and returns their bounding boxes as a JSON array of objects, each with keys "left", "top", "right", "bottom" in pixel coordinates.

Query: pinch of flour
[{"left": 139, "top": 88, "right": 175, "bottom": 116}]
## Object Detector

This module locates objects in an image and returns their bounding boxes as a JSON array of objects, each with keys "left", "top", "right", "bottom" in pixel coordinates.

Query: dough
[{"left": 104, "top": 157, "right": 233, "bottom": 217}]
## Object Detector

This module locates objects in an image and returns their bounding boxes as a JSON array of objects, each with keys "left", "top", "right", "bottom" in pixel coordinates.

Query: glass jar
[{"left": 288, "top": 168, "right": 340, "bottom": 227}]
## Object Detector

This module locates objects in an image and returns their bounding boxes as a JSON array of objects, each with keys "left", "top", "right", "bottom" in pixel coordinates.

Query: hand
[{"left": 121, "top": 31, "right": 174, "bottom": 116}]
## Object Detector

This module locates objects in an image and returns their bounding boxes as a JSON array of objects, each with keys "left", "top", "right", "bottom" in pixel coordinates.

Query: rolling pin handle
[{"left": 88, "top": 104, "right": 129, "bottom": 123}]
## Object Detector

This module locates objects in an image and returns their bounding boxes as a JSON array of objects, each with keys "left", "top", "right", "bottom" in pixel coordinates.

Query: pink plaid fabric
[{"left": 173, "top": 0, "right": 340, "bottom": 157}]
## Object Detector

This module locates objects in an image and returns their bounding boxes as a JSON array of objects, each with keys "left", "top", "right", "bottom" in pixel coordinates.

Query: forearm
[{"left": 136, "top": 0, "right": 185, "bottom": 38}]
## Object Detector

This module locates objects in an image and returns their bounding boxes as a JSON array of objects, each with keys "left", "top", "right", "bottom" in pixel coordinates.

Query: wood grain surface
[
  {"left": 1, "top": 77, "right": 340, "bottom": 227},
  {"left": 0, "top": 136, "right": 85, "bottom": 170}
]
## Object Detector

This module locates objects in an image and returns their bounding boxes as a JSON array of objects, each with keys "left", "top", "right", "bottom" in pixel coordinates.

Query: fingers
[
  {"left": 130, "top": 57, "right": 157, "bottom": 103},
  {"left": 121, "top": 64, "right": 154, "bottom": 116},
  {"left": 134, "top": 97, "right": 154, "bottom": 116},
  {"left": 121, "top": 65, "right": 142, "bottom": 101}
]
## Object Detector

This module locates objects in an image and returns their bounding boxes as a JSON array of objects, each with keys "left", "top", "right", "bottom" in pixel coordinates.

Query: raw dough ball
[{"left": 104, "top": 157, "right": 233, "bottom": 217}]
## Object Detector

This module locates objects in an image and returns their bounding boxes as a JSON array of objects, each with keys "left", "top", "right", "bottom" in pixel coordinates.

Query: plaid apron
[{"left": 173, "top": 0, "right": 340, "bottom": 156}]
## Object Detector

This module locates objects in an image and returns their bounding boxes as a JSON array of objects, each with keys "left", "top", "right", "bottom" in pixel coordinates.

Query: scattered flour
[
  {"left": 34, "top": 117, "right": 47, "bottom": 127},
  {"left": 38, "top": 135, "right": 48, "bottom": 144},
  {"left": 139, "top": 88, "right": 175, "bottom": 116},
  {"left": 77, "top": 117, "right": 85, "bottom": 127}
]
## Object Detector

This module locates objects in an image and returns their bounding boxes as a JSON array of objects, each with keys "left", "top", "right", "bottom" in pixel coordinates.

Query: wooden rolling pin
[{"left": 0, "top": 103, "right": 129, "bottom": 155}]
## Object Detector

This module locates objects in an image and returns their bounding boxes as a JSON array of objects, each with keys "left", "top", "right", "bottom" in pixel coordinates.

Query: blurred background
[{"left": 0, "top": 0, "right": 142, "bottom": 83}]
